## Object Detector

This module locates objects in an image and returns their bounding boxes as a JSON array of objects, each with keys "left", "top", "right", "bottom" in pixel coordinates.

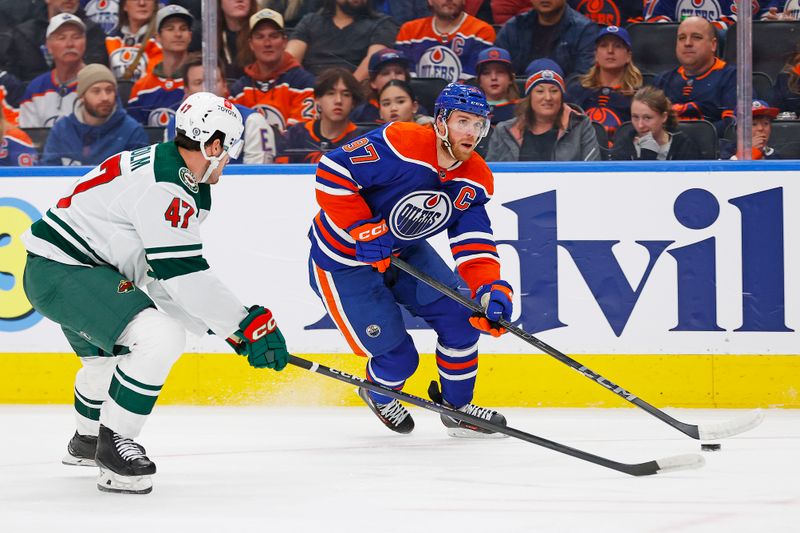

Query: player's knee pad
[
  {"left": 118, "top": 308, "right": 186, "bottom": 366},
  {"left": 417, "top": 295, "right": 480, "bottom": 349},
  {"left": 368, "top": 334, "right": 419, "bottom": 384}
]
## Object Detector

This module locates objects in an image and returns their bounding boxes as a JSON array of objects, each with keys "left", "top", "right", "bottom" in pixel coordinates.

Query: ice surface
[{"left": 0, "top": 406, "right": 797, "bottom": 533}]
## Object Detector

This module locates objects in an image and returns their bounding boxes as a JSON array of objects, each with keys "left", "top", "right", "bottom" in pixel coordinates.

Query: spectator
[
  {"left": 486, "top": 59, "right": 600, "bottom": 161},
  {"left": 106, "top": 0, "right": 162, "bottom": 81},
  {"left": 374, "top": 0, "right": 429, "bottom": 25},
  {"left": 395, "top": 0, "right": 495, "bottom": 82},
  {"left": 611, "top": 86, "right": 700, "bottom": 160},
  {"left": 644, "top": 0, "right": 765, "bottom": 30},
  {"left": 475, "top": 46, "right": 519, "bottom": 125},
  {"left": 652, "top": 16, "right": 735, "bottom": 135},
  {"left": 230, "top": 8, "right": 316, "bottom": 130},
  {"left": 1, "top": 71, "right": 26, "bottom": 126},
  {"left": 774, "top": 48, "right": 800, "bottom": 116},
  {"left": 261, "top": 0, "right": 321, "bottom": 27},
  {"left": 721, "top": 100, "right": 785, "bottom": 160},
  {"left": 495, "top": 0, "right": 598, "bottom": 78},
  {"left": 762, "top": 0, "right": 799, "bottom": 20},
  {"left": 5, "top": 0, "right": 108, "bottom": 83},
  {"left": 491, "top": 0, "right": 532, "bottom": 24},
  {"left": 378, "top": 79, "right": 433, "bottom": 125},
  {"left": 82, "top": 0, "right": 123, "bottom": 34},
  {"left": 351, "top": 47, "right": 411, "bottom": 123},
  {"left": 286, "top": 0, "right": 399, "bottom": 80},
  {"left": 19, "top": 14, "right": 87, "bottom": 128},
  {"left": 171, "top": 53, "right": 278, "bottom": 164},
  {"left": 220, "top": 0, "right": 260, "bottom": 79},
  {"left": 42, "top": 64, "right": 148, "bottom": 165},
  {"left": 566, "top": 25, "right": 642, "bottom": 139},
  {"left": 127, "top": 5, "right": 192, "bottom": 126},
  {"left": 0, "top": 111, "right": 38, "bottom": 166},
  {"left": 276, "top": 67, "right": 362, "bottom": 163},
  {"left": 569, "top": 0, "right": 643, "bottom": 26}
]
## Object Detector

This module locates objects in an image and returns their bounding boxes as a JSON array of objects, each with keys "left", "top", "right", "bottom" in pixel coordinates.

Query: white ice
[{"left": 0, "top": 406, "right": 797, "bottom": 533}]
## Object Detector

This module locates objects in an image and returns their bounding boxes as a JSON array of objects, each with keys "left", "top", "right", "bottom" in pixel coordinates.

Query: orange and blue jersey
[
  {"left": 653, "top": 58, "right": 736, "bottom": 133},
  {"left": 0, "top": 128, "right": 37, "bottom": 167},
  {"left": 568, "top": 0, "right": 645, "bottom": 25},
  {"left": 644, "top": 0, "right": 766, "bottom": 29},
  {"left": 127, "top": 69, "right": 184, "bottom": 126},
  {"left": 275, "top": 119, "right": 360, "bottom": 164},
  {"left": 105, "top": 31, "right": 163, "bottom": 82},
  {"left": 229, "top": 55, "right": 316, "bottom": 131},
  {"left": 395, "top": 14, "right": 495, "bottom": 81},
  {"left": 18, "top": 71, "right": 79, "bottom": 128},
  {"left": 309, "top": 121, "right": 500, "bottom": 294},
  {"left": 565, "top": 85, "right": 631, "bottom": 139}
]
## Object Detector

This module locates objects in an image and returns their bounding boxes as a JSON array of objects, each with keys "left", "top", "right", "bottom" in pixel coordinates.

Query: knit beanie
[{"left": 77, "top": 64, "right": 117, "bottom": 98}]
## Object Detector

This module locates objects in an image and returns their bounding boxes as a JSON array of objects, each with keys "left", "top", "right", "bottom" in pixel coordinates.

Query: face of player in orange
[
  {"left": 441, "top": 110, "right": 487, "bottom": 161},
  {"left": 529, "top": 83, "right": 562, "bottom": 123},
  {"left": 318, "top": 79, "right": 355, "bottom": 124},
  {"left": 249, "top": 23, "right": 286, "bottom": 67},
  {"left": 379, "top": 84, "right": 418, "bottom": 123},
  {"left": 479, "top": 63, "right": 514, "bottom": 101},
  {"left": 676, "top": 17, "right": 717, "bottom": 74},
  {"left": 631, "top": 99, "right": 668, "bottom": 139},
  {"left": 595, "top": 36, "right": 631, "bottom": 72}
]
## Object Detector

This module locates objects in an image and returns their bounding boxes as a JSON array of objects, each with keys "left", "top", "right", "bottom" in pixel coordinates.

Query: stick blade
[
  {"left": 655, "top": 453, "right": 706, "bottom": 474},
  {"left": 698, "top": 409, "right": 765, "bottom": 440}
]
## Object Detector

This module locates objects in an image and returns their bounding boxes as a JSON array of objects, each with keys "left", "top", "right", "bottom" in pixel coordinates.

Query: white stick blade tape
[
  {"left": 656, "top": 454, "right": 706, "bottom": 473},
  {"left": 698, "top": 409, "right": 765, "bottom": 440}
]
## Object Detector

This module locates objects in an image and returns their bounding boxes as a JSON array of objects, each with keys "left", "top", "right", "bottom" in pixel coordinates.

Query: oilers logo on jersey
[
  {"left": 109, "top": 48, "right": 149, "bottom": 81},
  {"left": 416, "top": 46, "right": 463, "bottom": 82},
  {"left": 390, "top": 191, "right": 452, "bottom": 240},
  {"left": 676, "top": 0, "right": 722, "bottom": 19},
  {"left": 575, "top": 0, "right": 623, "bottom": 25},
  {"left": 148, "top": 108, "right": 175, "bottom": 128},
  {"left": 253, "top": 104, "right": 288, "bottom": 130},
  {"left": 84, "top": 0, "right": 120, "bottom": 34}
]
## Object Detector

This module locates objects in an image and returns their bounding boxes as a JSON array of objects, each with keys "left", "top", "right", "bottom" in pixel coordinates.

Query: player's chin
[{"left": 454, "top": 143, "right": 475, "bottom": 160}]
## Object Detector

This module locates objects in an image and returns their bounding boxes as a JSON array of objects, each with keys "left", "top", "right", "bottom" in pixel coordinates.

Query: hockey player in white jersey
[{"left": 21, "top": 92, "right": 289, "bottom": 495}]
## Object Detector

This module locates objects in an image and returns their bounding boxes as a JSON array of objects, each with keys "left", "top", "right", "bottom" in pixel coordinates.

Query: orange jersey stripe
[{"left": 314, "top": 265, "right": 366, "bottom": 357}]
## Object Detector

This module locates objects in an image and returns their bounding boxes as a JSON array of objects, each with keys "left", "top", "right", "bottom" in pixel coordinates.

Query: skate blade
[
  {"left": 97, "top": 468, "right": 153, "bottom": 494},
  {"left": 62, "top": 454, "right": 97, "bottom": 467},
  {"left": 446, "top": 427, "right": 509, "bottom": 439}
]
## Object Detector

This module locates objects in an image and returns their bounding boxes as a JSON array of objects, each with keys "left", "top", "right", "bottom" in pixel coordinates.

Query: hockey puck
[{"left": 701, "top": 443, "right": 722, "bottom": 451}]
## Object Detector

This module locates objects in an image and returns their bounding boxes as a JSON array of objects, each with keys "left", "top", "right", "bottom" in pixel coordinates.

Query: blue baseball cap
[
  {"left": 475, "top": 47, "right": 513, "bottom": 74},
  {"left": 595, "top": 25, "right": 632, "bottom": 49},
  {"left": 368, "top": 48, "right": 410, "bottom": 76}
]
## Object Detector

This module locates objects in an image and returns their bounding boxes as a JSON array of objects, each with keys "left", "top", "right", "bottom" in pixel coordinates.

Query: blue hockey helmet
[{"left": 433, "top": 83, "right": 491, "bottom": 138}]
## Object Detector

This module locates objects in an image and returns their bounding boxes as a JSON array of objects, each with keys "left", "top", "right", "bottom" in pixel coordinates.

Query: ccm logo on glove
[
  {"left": 243, "top": 312, "right": 277, "bottom": 341},
  {"left": 353, "top": 221, "right": 388, "bottom": 241}
]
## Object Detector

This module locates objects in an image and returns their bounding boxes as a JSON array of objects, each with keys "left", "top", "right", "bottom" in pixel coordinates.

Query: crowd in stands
[{"left": 1, "top": 0, "right": 799, "bottom": 167}]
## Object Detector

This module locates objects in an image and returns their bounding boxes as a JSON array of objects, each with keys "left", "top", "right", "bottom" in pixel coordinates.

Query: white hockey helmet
[{"left": 175, "top": 92, "right": 244, "bottom": 180}]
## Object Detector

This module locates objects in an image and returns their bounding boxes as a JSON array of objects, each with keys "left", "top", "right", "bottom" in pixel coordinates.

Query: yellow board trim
[{"left": 1, "top": 353, "right": 798, "bottom": 408}]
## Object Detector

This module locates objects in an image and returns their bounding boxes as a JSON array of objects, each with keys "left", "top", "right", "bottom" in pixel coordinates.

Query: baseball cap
[
  {"left": 751, "top": 100, "right": 779, "bottom": 119},
  {"left": 46, "top": 13, "right": 86, "bottom": 39},
  {"left": 368, "top": 48, "right": 410, "bottom": 76},
  {"left": 523, "top": 58, "right": 565, "bottom": 95},
  {"left": 475, "top": 47, "right": 512, "bottom": 74},
  {"left": 156, "top": 5, "right": 194, "bottom": 32},
  {"left": 595, "top": 25, "right": 632, "bottom": 49},
  {"left": 249, "top": 8, "right": 285, "bottom": 31}
]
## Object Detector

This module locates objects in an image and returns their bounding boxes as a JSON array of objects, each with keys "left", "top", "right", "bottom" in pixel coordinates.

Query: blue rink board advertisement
[{"left": 1, "top": 162, "right": 798, "bottom": 355}]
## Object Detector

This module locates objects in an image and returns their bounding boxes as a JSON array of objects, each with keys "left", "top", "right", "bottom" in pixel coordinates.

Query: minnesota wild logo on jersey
[
  {"left": 179, "top": 167, "right": 198, "bottom": 193},
  {"left": 117, "top": 280, "right": 135, "bottom": 293}
]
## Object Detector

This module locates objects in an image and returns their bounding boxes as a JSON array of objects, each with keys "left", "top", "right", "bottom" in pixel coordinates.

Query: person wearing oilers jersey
[
  {"left": 21, "top": 92, "right": 289, "bottom": 495},
  {"left": 643, "top": 0, "right": 766, "bottom": 29},
  {"left": 308, "top": 83, "right": 514, "bottom": 437},
  {"left": 395, "top": 0, "right": 496, "bottom": 82}
]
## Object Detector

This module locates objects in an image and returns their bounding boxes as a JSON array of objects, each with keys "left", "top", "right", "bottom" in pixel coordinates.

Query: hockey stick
[
  {"left": 390, "top": 257, "right": 764, "bottom": 441},
  {"left": 288, "top": 355, "right": 703, "bottom": 476}
]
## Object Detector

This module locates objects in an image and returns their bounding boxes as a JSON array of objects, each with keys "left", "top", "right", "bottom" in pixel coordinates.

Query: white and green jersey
[{"left": 22, "top": 142, "right": 247, "bottom": 337}]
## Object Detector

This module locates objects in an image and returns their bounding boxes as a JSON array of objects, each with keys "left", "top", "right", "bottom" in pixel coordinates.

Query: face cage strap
[{"left": 197, "top": 138, "right": 244, "bottom": 183}]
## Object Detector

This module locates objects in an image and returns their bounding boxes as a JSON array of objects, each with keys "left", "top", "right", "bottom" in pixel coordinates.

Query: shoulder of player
[
  {"left": 455, "top": 155, "right": 494, "bottom": 198},
  {"left": 381, "top": 121, "right": 435, "bottom": 155},
  {"left": 149, "top": 142, "right": 211, "bottom": 210}
]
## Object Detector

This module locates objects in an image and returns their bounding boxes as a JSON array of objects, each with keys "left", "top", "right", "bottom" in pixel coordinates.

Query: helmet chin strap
[
  {"left": 435, "top": 117, "right": 457, "bottom": 161},
  {"left": 198, "top": 143, "right": 224, "bottom": 184}
]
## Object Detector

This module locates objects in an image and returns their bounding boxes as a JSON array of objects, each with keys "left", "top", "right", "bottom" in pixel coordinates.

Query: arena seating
[
  {"left": 615, "top": 119, "right": 718, "bottom": 159},
  {"left": 410, "top": 77, "right": 449, "bottom": 114},
  {"left": 723, "top": 21, "right": 800, "bottom": 82}
]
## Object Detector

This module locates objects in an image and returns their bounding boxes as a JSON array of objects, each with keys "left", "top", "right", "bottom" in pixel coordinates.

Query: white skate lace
[
  {"left": 378, "top": 400, "right": 409, "bottom": 426},
  {"left": 113, "top": 433, "right": 147, "bottom": 462},
  {"left": 459, "top": 403, "right": 496, "bottom": 421}
]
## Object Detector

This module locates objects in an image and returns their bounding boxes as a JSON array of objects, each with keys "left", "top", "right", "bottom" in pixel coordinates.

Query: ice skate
[
  {"left": 95, "top": 425, "right": 156, "bottom": 494},
  {"left": 429, "top": 381, "right": 508, "bottom": 439},
  {"left": 357, "top": 387, "right": 415, "bottom": 434},
  {"left": 62, "top": 431, "right": 98, "bottom": 467}
]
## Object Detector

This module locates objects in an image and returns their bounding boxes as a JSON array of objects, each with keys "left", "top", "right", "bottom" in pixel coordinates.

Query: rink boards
[{"left": 1, "top": 160, "right": 799, "bottom": 407}]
